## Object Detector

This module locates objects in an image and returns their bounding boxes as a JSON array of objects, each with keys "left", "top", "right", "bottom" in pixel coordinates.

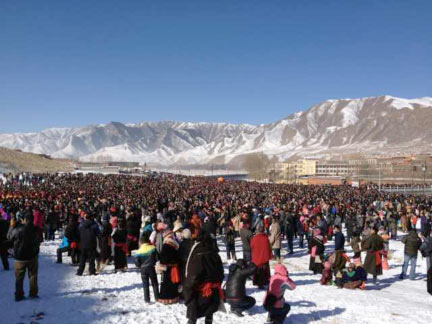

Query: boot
[{"left": 204, "top": 314, "right": 213, "bottom": 324}]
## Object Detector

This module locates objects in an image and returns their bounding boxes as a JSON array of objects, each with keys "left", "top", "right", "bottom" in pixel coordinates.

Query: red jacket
[
  {"left": 33, "top": 209, "right": 43, "bottom": 229},
  {"left": 251, "top": 233, "right": 273, "bottom": 266}
]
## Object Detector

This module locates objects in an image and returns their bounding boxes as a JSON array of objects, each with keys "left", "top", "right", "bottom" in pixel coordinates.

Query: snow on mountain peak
[{"left": 1, "top": 95, "right": 432, "bottom": 165}]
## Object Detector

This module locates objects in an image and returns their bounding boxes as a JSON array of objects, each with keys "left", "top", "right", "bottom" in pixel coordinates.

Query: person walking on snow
[{"left": 399, "top": 229, "right": 422, "bottom": 280}]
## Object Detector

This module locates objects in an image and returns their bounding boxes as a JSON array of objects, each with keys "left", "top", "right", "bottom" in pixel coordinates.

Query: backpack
[{"left": 420, "top": 239, "right": 432, "bottom": 258}]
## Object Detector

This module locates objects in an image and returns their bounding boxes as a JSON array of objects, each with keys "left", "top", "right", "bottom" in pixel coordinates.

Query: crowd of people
[{"left": 1, "top": 172, "right": 432, "bottom": 323}]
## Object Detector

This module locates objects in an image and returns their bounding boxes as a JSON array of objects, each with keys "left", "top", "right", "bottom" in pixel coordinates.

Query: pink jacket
[{"left": 267, "top": 264, "right": 296, "bottom": 308}]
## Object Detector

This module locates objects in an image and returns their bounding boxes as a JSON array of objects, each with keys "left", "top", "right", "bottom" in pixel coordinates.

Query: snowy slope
[
  {"left": 1, "top": 96, "right": 432, "bottom": 164},
  {"left": 1, "top": 230, "right": 431, "bottom": 324}
]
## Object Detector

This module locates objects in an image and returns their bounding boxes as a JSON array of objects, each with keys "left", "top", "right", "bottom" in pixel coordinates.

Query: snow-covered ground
[{"left": 1, "top": 233, "right": 431, "bottom": 324}]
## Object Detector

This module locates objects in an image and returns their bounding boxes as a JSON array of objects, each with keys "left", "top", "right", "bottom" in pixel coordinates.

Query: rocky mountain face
[{"left": 1, "top": 95, "right": 431, "bottom": 165}]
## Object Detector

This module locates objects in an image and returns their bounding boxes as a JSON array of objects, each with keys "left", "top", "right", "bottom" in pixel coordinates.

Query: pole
[{"left": 378, "top": 163, "right": 381, "bottom": 192}]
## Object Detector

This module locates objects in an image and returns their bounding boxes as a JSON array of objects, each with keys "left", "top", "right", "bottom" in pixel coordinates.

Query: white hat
[{"left": 173, "top": 222, "right": 183, "bottom": 233}]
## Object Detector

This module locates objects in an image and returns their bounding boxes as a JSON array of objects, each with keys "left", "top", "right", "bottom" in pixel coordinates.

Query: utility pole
[
  {"left": 422, "top": 163, "right": 427, "bottom": 195},
  {"left": 378, "top": 163, "right": 381, "bottom": 192}
]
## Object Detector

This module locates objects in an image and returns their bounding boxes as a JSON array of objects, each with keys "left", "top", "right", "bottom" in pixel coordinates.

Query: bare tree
[{"left": 242, "top": 152, "right": 271, "bottom": 180}]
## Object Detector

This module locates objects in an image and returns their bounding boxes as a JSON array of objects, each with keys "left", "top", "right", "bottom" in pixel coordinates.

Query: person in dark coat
[
  {"left": 158, "top": 230, "right": 181, "bottom": 304},
  {"left": 309, "top": 228, "right": 325, "bottom": 275},
  {"left": 179, "top": 229, "right": 194, "bottom": 298},
  {"left": 0, "top": 217, "right": 10, "bottom": 270},
  {"left": 225, "top": 224, "right": 237, "bottom": 261},
  {"left": 135, "top": 232, "right": 159, "bottom": 303},
  {"left": 184, "top": 230, "right": 224, "bottom": 324},
  {"left": 126, "top": 213, "right": 140, "bottom": 256},
  {"left": 420, "top": 233, "right": 432, "bottom": 273},
  {"left": 284, "top": 213, "right": 295, "bottom": 254},
  {"left": 76, "top": 212, "right": 100, "bottom": 276},
  {"left": 345, "top": 214, "right": 354, "bottom": 243},
  {"left": 44, "top": 209, "right": 58, "bottom": 241},
  {"left": 239, "top": 222, "right": 253, "bottom": 262},
  {"left": 225, "top": 259, "right": 256, "bottom": 317},
  {"left": 399, "top": 229, "right": 422, "bottom": 280},
  {"left": 98, "top": 216, "right": 112, "bottom": 270},
  {"left": 64, "top": 215, "right": 80, "bottom": 265},
  {"left": 334, "top": 225, "right": 345, "bottom": 251},
  {"left": 428, "top": 264, "right": 432, "bottom": 296},
  {"left": 362, "top": 227, "right": 384, "bottom": 283},
  {"left": 112, "top": 218, "right": 128, "bottom": 272},
  {"left": 7, "top": 213, "right": 40, "bottom": 301}
]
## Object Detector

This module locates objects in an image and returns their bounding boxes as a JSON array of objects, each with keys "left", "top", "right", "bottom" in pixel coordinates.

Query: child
[
  {"left": 225, "top": 224, "right": 237, "bottom": 262},
  {"left": 112, "top": 218, "right": 128, "bottom": 272},
  {"left": 56, "top": 233, "right": 69, "bottom": 264},
  {"left": 135, "top": 232, "right": 159, "bottom": 303},
  {"left": 264, "top": 264, "right": 296, "bottom": 324},
  {"left": 342, "top": 263, "right": 367, "bottom": 290}
]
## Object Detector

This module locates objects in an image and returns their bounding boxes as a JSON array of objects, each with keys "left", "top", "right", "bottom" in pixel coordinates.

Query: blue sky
[{"left": 1, "top": 0, "right": 431, "bottom": 133}]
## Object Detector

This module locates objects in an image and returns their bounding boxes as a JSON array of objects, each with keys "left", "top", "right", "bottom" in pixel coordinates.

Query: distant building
[{"left": 106, "top": 161, "right": 139, "bottom": 168}]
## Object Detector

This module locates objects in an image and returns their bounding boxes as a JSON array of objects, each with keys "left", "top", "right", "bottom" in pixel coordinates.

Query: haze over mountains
[{"left": 2, "top": 95, "right": 432, "bottom": 166}]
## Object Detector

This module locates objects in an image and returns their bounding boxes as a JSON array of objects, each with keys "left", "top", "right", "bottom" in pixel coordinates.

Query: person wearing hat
[
  {"left": 173, "top": 221, "right": 183, "bottom": 241},
  {"left": 7, "top": 212, "right": 40, "bottom": 301},
  {"left": 309, "top": 228, "right": 325, "bottom": 275},
  {"left": 362, "top": 226, "right": 384, "bottom": 283},
  {"left": 157, "top": 229, "right": 180, "bottom": 304}
]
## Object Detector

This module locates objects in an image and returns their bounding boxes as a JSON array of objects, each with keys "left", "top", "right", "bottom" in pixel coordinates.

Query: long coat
[
  {"left": 184, "top": 237, "right": 224, "bottom": 321},
  {"left": 269, "top": 222, "right": 282, "bottom": 250},
  {"left": 250, "top": 233, "right": 273, "bottom": 266},
  {"left": 309, "top": 235, "right": 325, "bottom": 274},
  {"left": 362, "top": 233, "right": 384, "bottom": 276}
]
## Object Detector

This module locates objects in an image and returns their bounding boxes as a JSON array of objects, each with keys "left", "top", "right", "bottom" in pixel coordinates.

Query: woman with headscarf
[
  {"left": 157, "top": 229, "right": 180, "bottom": 304},
  {"left": 309, "top": 228, "right": 325, "bottom": 275},
  {"left": 250, "top": 225, "right": 273, "bottom": 289},
  {"left": 264, "top": 264, "right": 296, "bottom": 324},
  {"left": 111, "top": 218, "right": 128, "bottom": 272}
]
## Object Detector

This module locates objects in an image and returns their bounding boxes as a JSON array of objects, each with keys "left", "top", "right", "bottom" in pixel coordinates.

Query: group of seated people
[{"left": 320, "top": 255, "right": 367, "bottom": 290}]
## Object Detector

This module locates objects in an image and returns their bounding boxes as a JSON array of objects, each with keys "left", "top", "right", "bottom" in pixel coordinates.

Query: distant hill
[
  {"left": 0, "top": 147, "right": 73, "bottom": 174},
  {"left": 1, "top": 95, "right": 432, "bottom": 165}
]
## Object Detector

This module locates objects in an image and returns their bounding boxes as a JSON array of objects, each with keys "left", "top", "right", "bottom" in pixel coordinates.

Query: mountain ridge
[{"left": 1, "top": 95, "right": 432, "bottom": 165}]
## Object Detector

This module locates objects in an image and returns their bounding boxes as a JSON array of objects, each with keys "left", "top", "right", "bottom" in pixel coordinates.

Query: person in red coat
[{"left": 250, "top": 225, "right": 273, "bottom": 288}]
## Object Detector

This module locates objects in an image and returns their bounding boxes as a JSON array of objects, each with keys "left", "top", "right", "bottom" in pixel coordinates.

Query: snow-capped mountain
[{"left": 1, "top": 95, "right": 432, "bottom": 165}]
